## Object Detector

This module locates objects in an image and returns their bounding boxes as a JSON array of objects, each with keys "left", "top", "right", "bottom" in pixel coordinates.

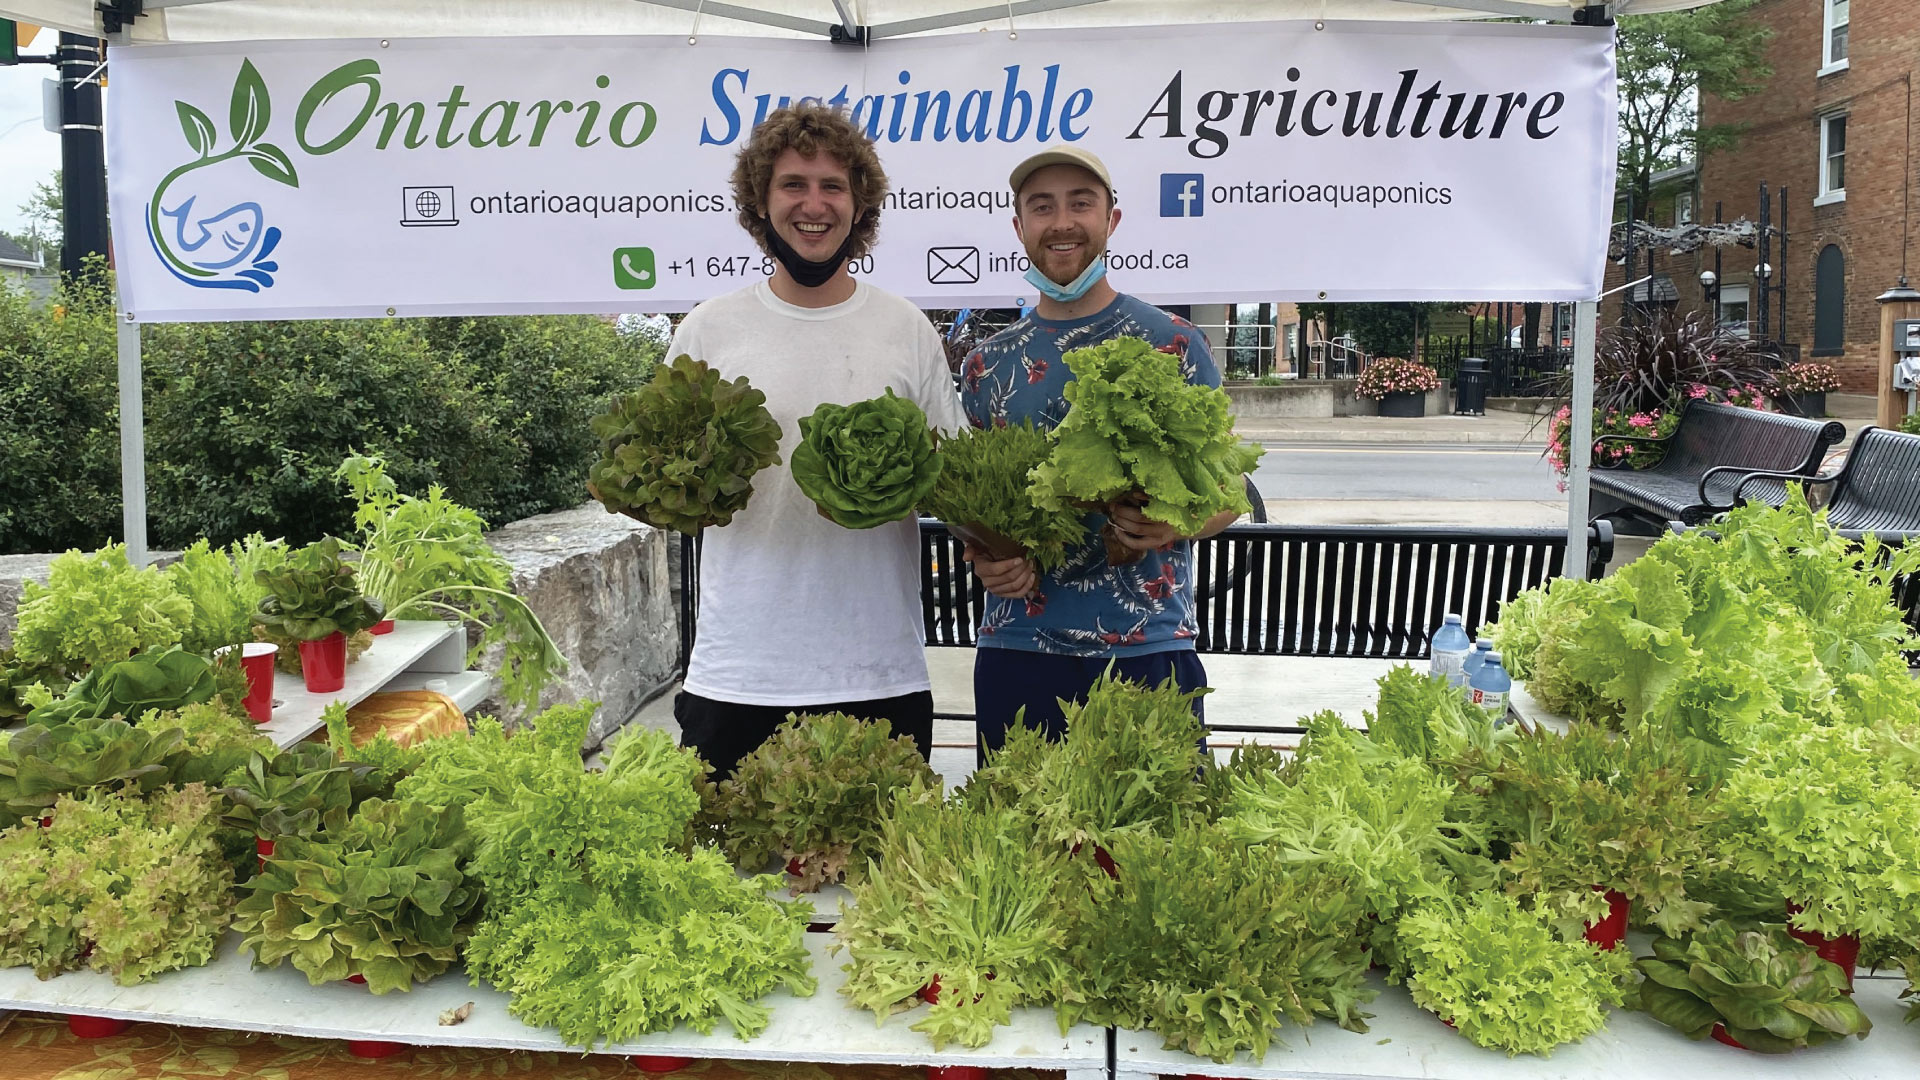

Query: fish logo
[{"left": 145, "top": 59, "right": 296, "bottom": 292}]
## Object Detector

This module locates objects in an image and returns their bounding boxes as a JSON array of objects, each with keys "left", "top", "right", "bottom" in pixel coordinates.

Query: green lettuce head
[
  {"left": 1027, "top": 335, "right": 1263, "bottom": 536},
  {"left": 589, "top": 354, "right": 784, "bottom": 535},
  {"left": 792, "top": 389, "right": 943, "bottom": 530}
]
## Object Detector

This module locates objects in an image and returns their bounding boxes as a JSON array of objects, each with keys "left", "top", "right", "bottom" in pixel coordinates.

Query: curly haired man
[{"left": 667, "top": 102, "right": 966, "bottom": 780}]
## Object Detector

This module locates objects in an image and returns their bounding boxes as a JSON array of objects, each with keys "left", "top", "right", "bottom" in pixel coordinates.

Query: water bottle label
[
  {"left": 1471, "top": 687, "right": 1508, "bottom": 716},
  {"left": 1431, "top": 649, "right": 1469, "bottom": 681}
]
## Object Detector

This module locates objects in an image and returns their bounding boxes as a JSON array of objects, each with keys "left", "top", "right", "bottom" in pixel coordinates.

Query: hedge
[{"left": 0, "top": 276, "right": 662, "bottom": 554}]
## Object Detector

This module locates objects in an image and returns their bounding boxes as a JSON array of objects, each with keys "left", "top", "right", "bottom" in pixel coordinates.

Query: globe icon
[{"left": 413, "top": 189, "right": 443, "bottom": 219}]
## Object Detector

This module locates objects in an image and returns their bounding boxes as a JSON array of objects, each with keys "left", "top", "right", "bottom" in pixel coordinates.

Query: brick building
[{"left": 1606, "top": 0, "right": 1918, "bottom": 392}]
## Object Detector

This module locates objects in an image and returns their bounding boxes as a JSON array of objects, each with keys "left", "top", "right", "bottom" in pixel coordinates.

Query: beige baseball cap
[{"left": 1008, "top": 146, "right": 1115, "bottom": 200}]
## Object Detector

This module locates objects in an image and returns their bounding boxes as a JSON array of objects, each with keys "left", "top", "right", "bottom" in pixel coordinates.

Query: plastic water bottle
[
  {"left": 1469, "top": 651, "right": 1512, "bottom": 721},
  {"left": 1429, "top": 614, "right": 1471, "bottom": 685},
  {"left": 1460, "top": 639, "right": 1494, "bottom": 695}
]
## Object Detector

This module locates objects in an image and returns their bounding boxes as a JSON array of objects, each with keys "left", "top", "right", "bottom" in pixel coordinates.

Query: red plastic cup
[
  {"left": 370, "top": 619, "right": 395, "bottom": 635},
  {"left": 1710, "top": 1023, "right": 1748, "bottom": 1050},
  {"left": 1583, "top": 888, "right": 1630, "bottom": 951},
  {"left": 347, "top": 1040, "right": 405, "bottom": 1058},
  {"left": 257, "top": 838, "right": 275, "bottom": 873},
  {"left": 217, "top": 643, "right": 278, "bottom": 723},
  {"left": 927, "top": 1069, "right": 988, "bottom": 1080},
  {"left": 297, "top": 632, "right": 347, "bottom": 693},
  {"left": 67, "top": 1015, "right": 131, "bottom": 1038},
  {"left": 347, "top": 973, "right": 367, "bottom": 985},
  {"left": 631, "top": 1056, "right": 696, "bottom": 1073},
  {"left": 1786, "top": 902, "right": 1861, "bottom": 987}
]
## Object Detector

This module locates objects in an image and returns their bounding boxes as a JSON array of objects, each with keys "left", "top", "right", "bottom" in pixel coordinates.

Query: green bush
[{"left": 0, "top": 276, "right": 660, "bottom": 554}]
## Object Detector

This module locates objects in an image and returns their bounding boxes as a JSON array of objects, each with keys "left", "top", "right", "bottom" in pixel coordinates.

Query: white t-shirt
[{"left": 668, "top": 279, "right": 968, "bottom": 706}]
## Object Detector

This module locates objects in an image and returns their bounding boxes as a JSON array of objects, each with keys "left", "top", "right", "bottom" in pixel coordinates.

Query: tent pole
[
  {"left": 1565, "top": 299, "right": 1597, "bottom": 580},
  {"left": 117, "top": 313, "right": 148, "bottom": 567}
]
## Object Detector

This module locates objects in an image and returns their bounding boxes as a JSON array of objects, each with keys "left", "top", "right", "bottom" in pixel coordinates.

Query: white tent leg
[
  {"left": 1565, "top": 299, "right": 1597, "bottom": 580},
  {"left": 117, "top": 314, "right": 148, "bottom": 567}
]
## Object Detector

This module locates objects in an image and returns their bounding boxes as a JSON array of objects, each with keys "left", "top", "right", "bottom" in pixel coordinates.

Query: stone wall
[{"left": 474, "top": 504, "right": 679, "bottom": 749}]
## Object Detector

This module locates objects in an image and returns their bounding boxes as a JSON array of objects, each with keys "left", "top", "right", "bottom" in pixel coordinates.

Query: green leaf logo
[{"left": 229, "top": 59, "right": 270, "bottom": 147}]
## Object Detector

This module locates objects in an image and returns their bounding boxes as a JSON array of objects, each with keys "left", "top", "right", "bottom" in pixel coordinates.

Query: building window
[
  {"left": 1823, "top": 0, "right": 1850, "bottom": 71},
  {"left": 1814, "top": 245, "right": 1846, "bottom": 356},
  {"left": 1817, "top": 115, "right": 1847, "bottom": 205},
  {"left": 1675, "top": 192, "right": 1694, "bottom": 226},
  {"left": 1719, "top": 284, "right": 1752, "bottom": 339}
]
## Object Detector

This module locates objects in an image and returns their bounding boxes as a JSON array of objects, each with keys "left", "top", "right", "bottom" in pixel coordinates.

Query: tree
[
  {"left": 1616, "top": 1, "right": 1772, "bottom": 220},
  {"left": 1296, "top": 302, "right": 1460, "bottom": 360},
  {"left": 2, "top": 170, "right": 63, "bottom": 269}
]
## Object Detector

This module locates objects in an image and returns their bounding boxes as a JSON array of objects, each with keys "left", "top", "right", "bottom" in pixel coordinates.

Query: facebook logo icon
[{"left": 1159, "top": 173, "right": 1205, "bottom": 217}]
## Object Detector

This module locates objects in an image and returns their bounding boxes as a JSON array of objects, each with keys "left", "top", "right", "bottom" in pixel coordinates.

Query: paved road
[{"left": 1250, "top": 443, "right": 1565, "bottom": 502}]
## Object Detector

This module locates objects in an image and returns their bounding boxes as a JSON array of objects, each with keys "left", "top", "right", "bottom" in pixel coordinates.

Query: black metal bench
[
  {"left": 678, "top": 520, "right": 1612, "bottom": 731},
  {"left": 1588, "top": 400, "right": 1844, "bottom": 530},
  {"left": 1728, "top": 425, "right": 1920, "bottom": 544}
]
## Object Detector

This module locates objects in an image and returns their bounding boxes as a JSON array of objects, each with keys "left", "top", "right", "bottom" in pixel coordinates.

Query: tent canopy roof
[{"left": 2, "top": 0, "right": 1729, "bottom": 43}]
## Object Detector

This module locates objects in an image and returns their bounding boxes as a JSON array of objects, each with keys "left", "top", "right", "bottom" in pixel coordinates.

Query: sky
[{"left": 0, "top": 54, "right": 65, "bottom": 238}]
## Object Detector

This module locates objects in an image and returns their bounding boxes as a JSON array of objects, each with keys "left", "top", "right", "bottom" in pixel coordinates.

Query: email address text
[{"left": 986, "top": 249, "right": 1192, "bottom": 273}]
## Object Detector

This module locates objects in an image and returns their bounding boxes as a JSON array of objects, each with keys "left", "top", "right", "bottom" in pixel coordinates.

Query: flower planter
[
  {"left": 66, "top": 1014, "right": 132, "bottom": 1038},
  {"left": 1376, "top": 391, "right": 1426, "bottom": 418},
  {"left": 1583, "top": 888, "right": 1630, "bottom": 951},
  {"left": 297, "top": 632, "right": 348, "bottom": 693},
  {"left": 631, "top": 1056, "right": 696, "bottom": 1073},
  {"left": 1785, "top": 391, "right": 1827, "bottom": 418}
]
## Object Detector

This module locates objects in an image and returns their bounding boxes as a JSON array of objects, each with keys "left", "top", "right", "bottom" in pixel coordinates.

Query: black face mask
[{"left": 764, "top": 218, "right": 858, "bottom": 289}]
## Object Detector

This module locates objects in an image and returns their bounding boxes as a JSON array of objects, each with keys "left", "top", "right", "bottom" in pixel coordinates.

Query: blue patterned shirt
[{"left": 958, "top": 294, "right": 1220, "bottom": 657}]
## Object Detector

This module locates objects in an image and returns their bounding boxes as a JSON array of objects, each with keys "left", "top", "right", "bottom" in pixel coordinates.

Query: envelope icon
[{"left": 926, "top": 246, "right": 980, "bottom": 285}]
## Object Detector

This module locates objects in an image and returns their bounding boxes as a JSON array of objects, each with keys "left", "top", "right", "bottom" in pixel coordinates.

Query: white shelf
[
  {"left": 377, "top": 670, "right": 492, "bottom": 715},
  {"left": 0, "top": 932, "right": 1104, "bottom": 1069},
  {"left": 1117, "top": 970, "right": 1913, "bottom": 1080},
  {"left": 1507, "top": 682, "right": 1569, "bottom": 735},
  {"left": 254, "top": 621, "right": 467, "bottom": 747}
]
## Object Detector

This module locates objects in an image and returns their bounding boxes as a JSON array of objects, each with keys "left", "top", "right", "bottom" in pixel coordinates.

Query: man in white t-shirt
[{"left": 668, "top": 102, "right": 967, "bottom": 780}]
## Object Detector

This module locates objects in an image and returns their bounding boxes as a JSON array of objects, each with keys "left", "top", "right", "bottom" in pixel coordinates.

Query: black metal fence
[{"left": 1424, "top": 342, "right": 1574, "bottom": 397}]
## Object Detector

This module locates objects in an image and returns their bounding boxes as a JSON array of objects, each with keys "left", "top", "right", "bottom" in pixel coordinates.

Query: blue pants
[{"left": 973, "top": 648, "right": 1208, "bottom": 766}]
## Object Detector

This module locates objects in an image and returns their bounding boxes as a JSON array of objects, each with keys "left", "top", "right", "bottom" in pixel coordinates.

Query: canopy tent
[
  {"left": 1, "top": 0, "right": 1733, "bottom": 580},
  {"left": 3, "top": 1, "right": 1727, "bottom": 41}
]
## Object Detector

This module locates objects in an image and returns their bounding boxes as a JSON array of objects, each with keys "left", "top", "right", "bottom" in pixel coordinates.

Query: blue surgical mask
[{"left": 1024, "top": 254, "right": 1108, "bottom": 304}]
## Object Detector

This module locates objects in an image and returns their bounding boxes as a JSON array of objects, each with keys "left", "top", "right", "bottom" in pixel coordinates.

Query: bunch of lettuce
[
  {"left": 221, "top": 741, "right": 389, "bottom": 843},
  {"left": 962, "top": 672, "right": 1211, "bottom": 856},
  {"left": 398, "top": 702, "right": 814, "bottom": 1046},
  {"left": 792, "top": 388, "right": 943, "bottom": 529},
  {"left": 142, "top": 700, "right": 275, "bottom": 789},
  {"left": 234, "top": 797, "right": 480, "bottom": 993},
  {"left": 165, "top": 536, "right": 283, "bottom": 655},
  {"left": 589, "top": 354, "right": 784, "bottom": 535},
  {"left": 1483, "top": 722, "right": 1722, "bottom": 937},
  {"left": 1057, "top": 821, "right": 1374, "bottom": 1062},
  {"left": 1027, "top": 335, "right": 1262, "bottom": 536},
  {"left": 1397, "top": 891, "right": 1631, "bottom": 1056},
  {"left": 0, "top": 784, "right": 233, "bottom": 983},
  {"left": 1221, "top": 713, "right": 1492, "bottom": 976},
  {"left": 710, "top": 711, "right": 938, "bottom": 892},
  {"left": 11, "top": 544, "right": 191, "bottom": 671},
  {"left": 0, "top": 716, "right": 190, "bottom": 822},
  {"left": 0, "top": 647, "right": 69, "bottom": 723},
  {"left": 336, "top": 454, "right": 567, "bottom": 713},
  {"left": 834, "top": 787, "right": 1070, "bottom": 1051},
  {"left": 25, "top": 647, "right": 218, "bottom": 726},
  {"left": 921, "top": 422, "right": 1087, "bottom": 570},
  {"left": 1638, "top": 920, "right": 1871, "bottom": 1052}
]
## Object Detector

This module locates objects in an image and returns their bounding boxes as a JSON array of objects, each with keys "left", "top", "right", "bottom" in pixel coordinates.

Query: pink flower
[
  {"left": 1628, "top": 413, "right": 1654, "bottom": 428},
  {"left": 1686, "top": 384, "right": 1710, "bottom": 399}
]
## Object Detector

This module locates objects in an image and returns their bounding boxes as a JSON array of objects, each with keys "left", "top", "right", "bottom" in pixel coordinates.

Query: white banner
[{"left": 106, "top": 21, "right": 1616, "bottom": 322}]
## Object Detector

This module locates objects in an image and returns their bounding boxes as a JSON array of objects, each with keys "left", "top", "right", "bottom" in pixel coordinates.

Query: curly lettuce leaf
[
  {"left": 921, "top": 422, "right": 1087, "bottom": 570},
  {"left": 12, "top": 544, "right": 191, "bottom": 671},
  {"left": 1028, "top": 336, "right": 1262, "bottom": 535}
]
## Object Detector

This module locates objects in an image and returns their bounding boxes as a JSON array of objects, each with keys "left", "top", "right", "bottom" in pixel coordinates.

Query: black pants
[
  {"left": 674, "top": 689, "right": 934, "bottom": 782},
  {"left": 973, "top": 648, "right": 1208, "bottom": 767}
]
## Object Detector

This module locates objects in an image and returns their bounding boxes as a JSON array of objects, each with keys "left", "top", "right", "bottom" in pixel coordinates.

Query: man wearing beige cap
[{"left": 958, "top": 146, "right": 1241, "bottom": 763}]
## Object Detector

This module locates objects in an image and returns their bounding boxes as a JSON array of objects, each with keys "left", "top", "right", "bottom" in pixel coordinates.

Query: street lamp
[{"left": 1699, "top": 269, "right": 1719, "bottom": 317}]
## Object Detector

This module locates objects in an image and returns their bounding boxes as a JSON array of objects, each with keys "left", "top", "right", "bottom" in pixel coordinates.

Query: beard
[{"left": 1024, "top": 227, "right": 1105, "bottom": 286}]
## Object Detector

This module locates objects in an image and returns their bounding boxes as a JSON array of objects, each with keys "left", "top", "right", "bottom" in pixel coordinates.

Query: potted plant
[
  {"left": 252, "top": 537, "right": 384, "bottom": 693},
  {"left": 1779, "top": 362, "right": 1840, "bottom": 418},
  {"left": 1637, "top": 921, "right": 1871, "bottom": 1052},
  {"left": 1356, "top": 356, "right": 1442, "bottom": 417}
]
